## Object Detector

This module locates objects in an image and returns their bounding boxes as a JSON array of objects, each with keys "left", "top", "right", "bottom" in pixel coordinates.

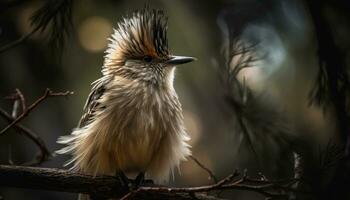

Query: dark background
[{"left": 0, "top": 0, "right": 349, "bottom": 199}]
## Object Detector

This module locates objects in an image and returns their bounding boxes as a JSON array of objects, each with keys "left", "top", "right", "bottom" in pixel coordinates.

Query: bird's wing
[{"left": 78, "top": 77, "right": 110, "bottom": 128}]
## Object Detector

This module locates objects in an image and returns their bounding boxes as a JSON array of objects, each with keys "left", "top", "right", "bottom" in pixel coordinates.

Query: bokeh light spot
[{"left": 78, "top": 16, "right": 112, "bottom": 52}]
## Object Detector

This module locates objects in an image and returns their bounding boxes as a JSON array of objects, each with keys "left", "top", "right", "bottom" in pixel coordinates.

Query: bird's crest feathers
[{"left": 104, "top": 8, "right": 169, "bottom": 72}]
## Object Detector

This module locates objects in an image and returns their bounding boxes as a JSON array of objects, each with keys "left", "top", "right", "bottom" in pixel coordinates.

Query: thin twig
[
  {"left": 135, "top": 172, "right": 297, "bottom": 199},
  {"left": 0, "top": 88, "right": 73, "bottom": 135},
  {"left": 140, "top": 173, "right": 253, "bottom": 193},
  {"left": 7, "top": 89, "right": 26, "bottom": 118},
  {"left": 190, "top": 155, "right": 219, "bottom": 183},
  {"left": 15, "top": 88, "right": 26, "bottom": 112},
  {"left": 119, "top": 189, "right": 140, "bottom": 200},
  {"left": 11, "top": 99, "right": 20, "bottom": 118},
  {"left": 0, "top": 108, "right": 51, "bottom": 165}
]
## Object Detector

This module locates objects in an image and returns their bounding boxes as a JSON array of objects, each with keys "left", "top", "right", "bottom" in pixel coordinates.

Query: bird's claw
[
  {"left": 116, "top": 171, "right": 154, "bottom": 191},
  {"left": 134, "top": 172, "right": 145, "bottom": 187},
  {"left": 116, "top": 171, "right": 132, "bottom": 190}
]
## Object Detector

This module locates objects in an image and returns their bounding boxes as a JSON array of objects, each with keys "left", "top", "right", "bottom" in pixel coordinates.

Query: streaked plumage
[{"left": 56, "top": 8, "right": 192, "bottom": 189}]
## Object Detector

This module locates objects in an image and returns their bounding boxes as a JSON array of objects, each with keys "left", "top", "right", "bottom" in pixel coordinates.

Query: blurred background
[{"left": 0, "top": 0, "right": 349, "bottom": 199}]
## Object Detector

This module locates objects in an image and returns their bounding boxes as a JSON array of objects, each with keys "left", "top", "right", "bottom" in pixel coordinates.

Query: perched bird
[{"left": 56, "top": 7, "right": 194, "bottom": 191}]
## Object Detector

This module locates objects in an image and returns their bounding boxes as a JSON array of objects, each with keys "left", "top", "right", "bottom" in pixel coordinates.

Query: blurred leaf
[{"left": 30, "top": 0, "right": 74, "bottom": 56}]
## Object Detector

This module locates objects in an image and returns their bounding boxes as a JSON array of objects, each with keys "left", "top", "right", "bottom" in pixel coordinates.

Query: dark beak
[{"left": 166, "top": 56, "right": 197, "bottom": 65}]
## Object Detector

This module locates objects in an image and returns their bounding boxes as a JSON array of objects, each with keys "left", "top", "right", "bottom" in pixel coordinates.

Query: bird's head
[{"left": 104, "top": 8, "right": 196, "bottom": 85}]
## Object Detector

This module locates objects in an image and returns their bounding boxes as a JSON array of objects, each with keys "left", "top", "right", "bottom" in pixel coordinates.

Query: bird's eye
[{"left": 143, "top": 56, "right": 153, "bottom": 63}]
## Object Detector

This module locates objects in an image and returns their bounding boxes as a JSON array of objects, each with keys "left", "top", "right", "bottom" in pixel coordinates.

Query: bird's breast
[{"left": 99, "top": 83, "right": 182, "bottom": 172}]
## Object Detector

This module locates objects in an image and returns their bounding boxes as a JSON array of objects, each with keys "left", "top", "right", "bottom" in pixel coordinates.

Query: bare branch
[
  {"left": 11, "top": 99, "right": 20, "bottom": 118},
  {"left": 190, "top": 155, "right": 219, "bottom": 183},
  {"left": 0, "top": 165, "right": 298, "bottom": 200},
  {"left": 126, "top": 172, "right": 297, "bottom": 199},
  {"left": 0, "top": 88, "right": 73, "bottom": 135},
  {"left": 6, "top": 89, "right": 26, "bottom": 118},
  {"left": 0, "top": 108, "right": 51, "bottom": 165},
  {"left": 15, "top": 88, "right": 27, "bottom": 112},
  {"left": 0, "top": 165, "right": 226, "bottom": 200},
  {"left": 0, "top": 88, "right": 72, "bottom": 165}
]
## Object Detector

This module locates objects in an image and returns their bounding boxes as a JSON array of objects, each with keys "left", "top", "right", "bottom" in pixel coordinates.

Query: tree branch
[
  {"left": 0, "top": 88, "right": 73, "bottom": 165},
  {"left": 0, "top": 165, "right": 226, "bottom": 200},
  {"left": 0, "top": 108, "right": 51, "bottom": 165},
  {"left": 0, "top": 88, "right": 73, "bottom": 135},
  {"left": 0, "top": 165, "right": 298, "bottom": 200},
  {"left": 190, "top": 155, "right": 218, "bottom": 183}
]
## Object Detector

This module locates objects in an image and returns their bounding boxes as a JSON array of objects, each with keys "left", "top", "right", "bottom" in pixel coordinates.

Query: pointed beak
[{"left": 166, "top": 56, "right": 197, "bottom": 65}]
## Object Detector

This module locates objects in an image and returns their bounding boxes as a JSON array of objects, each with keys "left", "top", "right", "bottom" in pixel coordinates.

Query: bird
[{"left": 56, "top": 8, "right": 194, "bottom": 198}]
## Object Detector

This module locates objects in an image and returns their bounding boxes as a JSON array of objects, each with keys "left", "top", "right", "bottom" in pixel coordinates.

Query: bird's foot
[
  {"left": 116, "top": 171, "right": 154, "bottom": 191},
  {"left": 133, "top": 172, "right": 154, "bottom": 187},
  {"left": 116, "top": 171, "right": 132, "bottom": 190},
  {"left": 134, "top": 172, "right": 145, "bottom": 186}
]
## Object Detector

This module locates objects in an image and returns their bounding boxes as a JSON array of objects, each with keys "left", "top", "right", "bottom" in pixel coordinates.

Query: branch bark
[
  {"left": 0, "top": 165, "right": 298, "bottom": 200},
  {"left": 0, "top": 88, "right": 73, "bottom": 165},
  {"left": 0, "top": 108, "right": 51, "bottom": 165},
  {"left": 0, "top": 165, "right": 227, "bottom": 200},
  {"left": 1, "top": 88, "right": 73, "bottom": 135}
]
